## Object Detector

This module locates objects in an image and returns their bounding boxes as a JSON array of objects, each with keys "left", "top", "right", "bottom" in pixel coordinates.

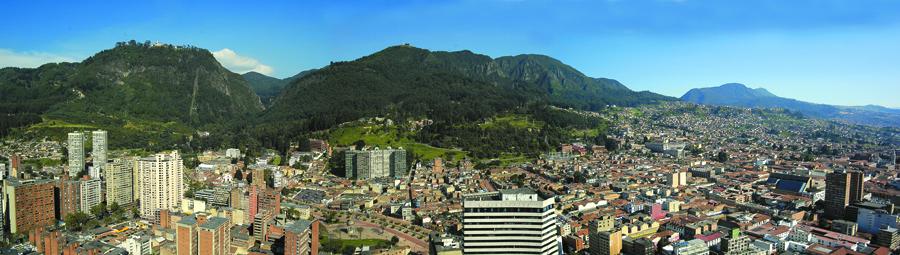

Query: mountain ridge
[{"left": 681, "top": 83, "right": 900, "bottom": 127}]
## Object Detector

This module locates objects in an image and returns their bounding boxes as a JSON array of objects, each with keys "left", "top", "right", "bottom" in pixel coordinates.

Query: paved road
[{"left": 356, "top": 220, "right": 429, "bottom": 253}]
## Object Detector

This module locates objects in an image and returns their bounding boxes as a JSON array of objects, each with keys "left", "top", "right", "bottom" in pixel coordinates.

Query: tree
[
  {"left": 64, "top": 212, "right": 91, "bottom": 231},
  {"left": 716, "top": 151, "right": 729, "bottom": 163},
  {"left": 234, "top": 169, "right": 244, "bottom": 181},
  {"left": 91, "top": 202, "right": 108, "bottom": 218},
  {"left": 390, "top": 236, "right": 400, "bottom": 246}
]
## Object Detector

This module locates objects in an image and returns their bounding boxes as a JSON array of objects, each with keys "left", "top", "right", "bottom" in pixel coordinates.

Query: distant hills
[
  {"left": 242, "top": 69, "right": 316, "bottom": 106},
  {"left": 681, "top": 83, "right": 900, "bottom": 127}
]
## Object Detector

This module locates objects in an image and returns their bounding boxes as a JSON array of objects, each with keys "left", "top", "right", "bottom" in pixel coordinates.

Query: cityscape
[{"left": 2, "top": 1, "right": 900, "bottom": 255}]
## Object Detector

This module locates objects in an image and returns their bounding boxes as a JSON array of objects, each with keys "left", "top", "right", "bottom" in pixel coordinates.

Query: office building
[
  {"left": 68, "top": 132, "right": 85, "bottom": 176},
  {"left": 138, "top": 151, "right": 185, "bottom": 220},
  {"left": 285, "top": 219, "right": 320, "bottom": 255},
  {"left": 92, "top": 130, "right": 108, "bottom": 173},
  {"left": 79, "top": 178, "right": 102, "bottom": 214},
  {"left": 2, "top": 179, "right": 55, "bottom": 234},
  {"left": 875, "top": 227, "right": 900, "bottom": 251},
  {"left": 344, "top": 148, "right": 407, "bottom": 179},
  {"left": 824, "top": 170, "right": 864, "bottom": 219},
  {"left": 589, "top": 228, "right": 622, "bottom": 255},
  {"left": 622, "top": 237, "right": 654, "bottom": 255},
  {"left": 105, "top": 158, "right": 134, "bottom": 206},
  {"left": 857, "top": 208, "right": 899, "bottom": 234},
  {"left": 831, "top": 220, "right": 858, "bottom": 236},
  {"left": 198, "top": 217, "right": 231, "bottom": 255},
  {"left": 462, "top": 188, "right": 559, "bottom": 255}
]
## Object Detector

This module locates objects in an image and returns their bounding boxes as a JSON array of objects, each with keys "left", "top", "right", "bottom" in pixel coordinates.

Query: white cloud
[
  {"left": 0, "top": 49, "right": 75, "bottom": 68},
  {"left": 212, "top": 48, "right": 274, "bottom": 76}
]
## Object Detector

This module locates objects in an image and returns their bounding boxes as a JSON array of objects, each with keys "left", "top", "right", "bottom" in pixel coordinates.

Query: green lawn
[
  {"left": 479, "top": 114, "right": 543, "bottom": 130},
  {"left": 329, "top": 123, "right": 467, "bottom": 161}
]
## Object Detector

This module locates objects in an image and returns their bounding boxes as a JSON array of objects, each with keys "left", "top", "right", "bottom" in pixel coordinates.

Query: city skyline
[{"left": 2, "top": 1, "right": 900, "bottom": 107}]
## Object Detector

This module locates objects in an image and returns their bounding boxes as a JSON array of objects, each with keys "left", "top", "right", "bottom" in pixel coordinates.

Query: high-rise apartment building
[
  {"left": 2, "top": 179, "right": 55, "bottom": 234},
  {"left": 67, "top": 132, "right": 85, "bottom": 176},
  {"left": 79, "top": 178, "right": 102, "bottom": 214},
  {"left": 55, "top": 179, "right": 81, "bottom": 220},
  {"left": 462, "top": 188, "right": 559, "bottom": 255},
  {"left": 105, "top": 158, "right": 134, "bottom": 206},
  {"left": 824, "top": 170, "right": 864, "bottom": 219},
  {"left": 589, "top": 228, "right": 622, "bottom": 255},
  {"left": 92, "top": 130, "right": 108, "bottom": 173},
  {"left": 285, "top": 219, "right": 319, "bottom": 255},
  {"left": 138, "top": 151, "right": 184, "bottom": 220},
  {"left": 344, "top": 148, "right": 407, "bottom": 179}
]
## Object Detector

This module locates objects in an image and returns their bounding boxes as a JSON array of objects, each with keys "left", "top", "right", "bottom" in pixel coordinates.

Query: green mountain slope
[
  {"left": 242, "top": 69, "right": 316, "bottom": 106},
  {"left": 258, "top": 45, "right": 668, "bottom": 160},
  {"left": 1, "top": 41, "right": 263, "bottom": 147}
]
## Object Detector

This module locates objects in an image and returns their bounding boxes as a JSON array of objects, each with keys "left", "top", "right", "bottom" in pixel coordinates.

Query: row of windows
[{"left": 464, "top": 207, "right": 549, "bottom": 213}]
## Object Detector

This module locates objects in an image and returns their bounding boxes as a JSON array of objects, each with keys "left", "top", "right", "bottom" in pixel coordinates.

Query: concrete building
[
  {"left": 79, "top": 178, "right": 102, "bottom": 214},
  {"left": 720, "top": 229, "right": 751, "bottom": 255},
  {"left": 105, "top": 158, "right": 134, "bottom": 206},
  {"left": 138, "top": 151, "right": 185, "bottom": 220},
  {"left": 118, "top": 235, "right": 152, "bottom": 255},
  {"left": 589, "top": 228, "right": 622, "bottom": 255},
  {"left": 875, "top": 227, "right": 899, "bottom": 251},
  {"left": 670, "top": 239, "right": 709, "bottom": 255},
  {"left": 55, "top": 179, "right": 81, "bottom": 220},
  {"left": 225, "top": 148, "right": 241, "bottom": 159},
  {"left": 176, "top": 215, "right": 199, "bottom": 255},
  {"left": 67, "top": 132, "right": 85, "bottom": 176},
  {"left": 857, "top": 208, "right": 899, "bottom": 234},
  {"left": 92, "top": 130, "right": 108, "bottom": 173},
  {"left": 198, "top": 217, "right": 231, "bottom": 255},
  {"left": 284, "top": 219, "right": 319, "bottom": 255},
  {"left": 824, "top": 170, "right": 864, "bottom": 219},
  {"left": 344, "top": 148, "right": 407, "bottom": 179},
  {"left": 830, "top": 220, "right": 858, "bottom": 236},
  {"left": 2, "top": 179, "right": 55, "bottom": 234},
  {"left": 667, "top": 171, "right": 688, "bottom": 188},
  {"left": 462, "top": 188, "right": 559, "bottom": 255},
  {"left": 622, "top": 237, "right": 654, "bottom": 255}
]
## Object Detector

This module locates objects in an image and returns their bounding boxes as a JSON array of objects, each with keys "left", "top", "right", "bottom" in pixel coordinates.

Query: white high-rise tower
[
  {"left": 67, "top": 132, "right": 85, "bottom": 176},
  {"left": 138, "top": 151, "right": 184, "bottom": 220},
  {"left": 92, "top": 130, "right": 108, "bottom": 173}
]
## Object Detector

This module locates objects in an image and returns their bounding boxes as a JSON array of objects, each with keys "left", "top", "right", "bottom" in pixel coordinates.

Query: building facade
[
  {"left": 198, "top": 217, "right": 230, "bottom": 255},
  {"left": 91, "top": 130, "right": 108, "bottom": 173},
  {"left": 67, "top": 132, "right": 85, "bottom": 177},
  {"left": 138, "top": 151, "right": 185, "bottom": 220},
  {"left": 79, "top": 178, "right": 102, "bottom": 214},
  {"left": 2, "top": 179, "right": 55, "bottom": 234},
  {"left": 462, "top": 188, "right": 559, "bottom": 255},
  {"left": 344, "top": 148, "right": 407, "bottom": 179},
  {"left": 285, "top": 219, "right": 320, "bottom": 255},
  {"left": 105, "top": 158, "right": 134, "bottom": 206},
  {"left": 824, "top": 171, "right": 864, "bottom": 219}
]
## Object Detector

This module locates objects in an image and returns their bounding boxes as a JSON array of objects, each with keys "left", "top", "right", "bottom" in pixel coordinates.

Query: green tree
[{"left": 716, "top": 151, "right": 729, "bottom": 163}]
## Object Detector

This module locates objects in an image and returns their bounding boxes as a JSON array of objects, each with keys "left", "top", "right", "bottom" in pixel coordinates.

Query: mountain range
[
  {"left": 0, "top": 42, "right": 671, "bottom": 154},
  {"left": 681, "top": 83, "right": 900, "bottom": 127}
]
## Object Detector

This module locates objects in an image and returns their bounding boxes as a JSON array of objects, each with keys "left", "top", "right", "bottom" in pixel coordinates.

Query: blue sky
[{"left": 2, "top": 0, "right": 899, "bottom": 107}]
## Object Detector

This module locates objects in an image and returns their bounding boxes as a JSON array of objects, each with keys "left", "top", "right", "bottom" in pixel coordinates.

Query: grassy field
[
  {"left": 479, "top": 114, "right": 543, "bottom": 130},
  {"left": 329, "top": 123, "right": 467, "bottom": 162}
]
